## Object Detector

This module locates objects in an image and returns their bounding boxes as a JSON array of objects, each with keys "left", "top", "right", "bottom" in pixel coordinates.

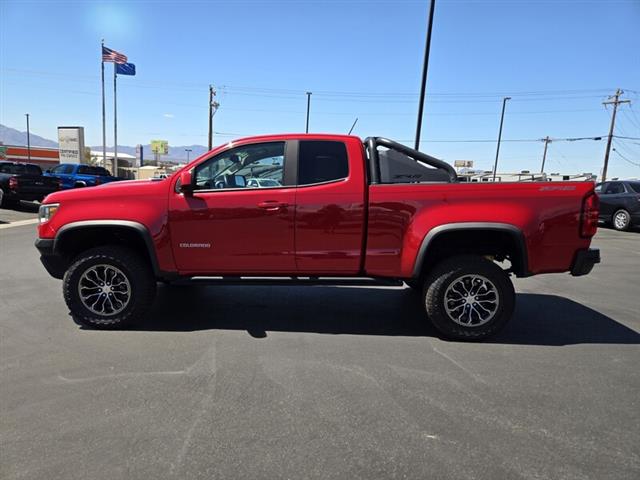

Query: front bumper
[
  {"left": 570, "top": 248, "right": 600, "bottom": 276},
  {"left": 35, "top": 238, "right": 67, "bottom": 279}
]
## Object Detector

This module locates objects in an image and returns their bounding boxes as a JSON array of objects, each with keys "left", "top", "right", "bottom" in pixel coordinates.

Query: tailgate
[{"left": 15, "top": 175, "right": 60, "bottom": 196}]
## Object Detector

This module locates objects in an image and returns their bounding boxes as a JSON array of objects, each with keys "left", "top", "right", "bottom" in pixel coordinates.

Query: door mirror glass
[{"left": 178, "top": 170, "right": 193, "bottom": 194}]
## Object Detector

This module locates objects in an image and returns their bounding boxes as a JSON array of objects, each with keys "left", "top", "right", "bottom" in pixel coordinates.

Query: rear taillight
[
  {"left": 9, "top": 177, "right": 18, "bottom": 190},
  {"left": 580, "top": 192, "right": 599, "bottom": 238},
  {"left": 95, "top": 177, "right": 102, "bottom": 185}
]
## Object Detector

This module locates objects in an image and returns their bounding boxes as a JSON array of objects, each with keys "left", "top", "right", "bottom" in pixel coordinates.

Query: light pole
[
  {"left": 492, "top": 96, "right": 511, "bottom": 181},
  {"left": 25, "top": 113, "right": 31, "bottom": 161},
  {"left": 305, "top": 92, "right": 312, "bottom": 133},
  {"left": 415, "top": 0, "right": 436, "bottom": 151},
  {"left": 185, "top": 148, "right": 192, "bottom": 163}
]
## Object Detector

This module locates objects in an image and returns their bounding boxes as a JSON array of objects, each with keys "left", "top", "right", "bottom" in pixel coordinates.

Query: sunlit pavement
[{"left": 1, "top": 225, "right": 638, "bottom": 479}]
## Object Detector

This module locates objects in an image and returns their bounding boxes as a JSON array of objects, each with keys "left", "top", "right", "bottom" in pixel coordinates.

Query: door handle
[{"left": 258, "top": 200, "right": 288, "bottom": 211}]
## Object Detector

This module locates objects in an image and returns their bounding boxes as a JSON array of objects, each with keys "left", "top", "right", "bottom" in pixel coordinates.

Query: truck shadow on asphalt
[{"left": 130, "top": 286, "right": 640, "bottom": 346}]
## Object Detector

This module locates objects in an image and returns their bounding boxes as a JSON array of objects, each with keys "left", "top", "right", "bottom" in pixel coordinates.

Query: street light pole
[
  {"left": 305, "top": 92, "right": 312, "bottom": 133},
  {"left": 185, "top": 148, "right": 192, "bottom": 163},
  {"left": 25, "top": 114, "right": 31, "bottom": 161},
  {"left": 492, "top": 96, "right": 511, "bottom": 181},
  {"left": 414, "top": 0, "right": 436, "bottom": 151}
]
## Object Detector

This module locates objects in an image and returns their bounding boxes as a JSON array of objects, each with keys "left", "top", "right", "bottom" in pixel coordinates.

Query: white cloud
[{"left": 163, "top": 113, "right": 174, "bottom": 118}]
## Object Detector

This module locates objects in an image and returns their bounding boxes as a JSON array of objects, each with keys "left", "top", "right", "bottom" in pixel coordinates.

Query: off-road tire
[
  {"left": 63, "top": 246, "right": 156, "bottom": 329},
  {"left": 423, "top": 255, "right": 515, "bottom": 341},
  {"left": 612, "top": 209, "right": 631, "bottom": 231}
]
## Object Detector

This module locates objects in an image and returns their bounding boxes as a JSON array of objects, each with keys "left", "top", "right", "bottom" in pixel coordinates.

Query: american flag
[{"left": 102, "top": 46, "right": 127, "bottom": 64}]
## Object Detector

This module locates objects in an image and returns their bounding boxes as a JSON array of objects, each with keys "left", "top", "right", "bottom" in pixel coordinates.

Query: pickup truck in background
[
  {"left": 0, "top": 161, "right": 61, "bottom": 208},
  {"left": 44, "top": 163, "right": 120, "bottom": 189},
  {"left": 34, "top": 134, "right": 600, "bottom": 340}
]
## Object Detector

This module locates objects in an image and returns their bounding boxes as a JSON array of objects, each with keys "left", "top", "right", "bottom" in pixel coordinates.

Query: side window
[
  {"left": 194, "top": 142, "right": 285, "bottom": 191},
  {"left": 53, "top": 164, "right": 75, "bottom": 174},
  {"left": 0, "top": 163, "right": 13, "bottom": 174},
  {"left": 594, "top": 183, "right": 603, "bottom": 193},
  {"left": 77, "top": 166, "right": 91, "bottom": 175},
  {"left": 605, "top": 182, "right": 625, "bottom": 194},
  {"left": 298, "top": 141, "right": 349, "bottom": 185}
]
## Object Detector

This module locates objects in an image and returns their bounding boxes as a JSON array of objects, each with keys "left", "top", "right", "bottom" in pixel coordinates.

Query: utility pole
[
  {"left": 208, "top": 85, "right": 220, "bottom": 151},
  {"left": 305, "top": 92, "right": 312, "bottom": 133},
  {"left": 101, "top": 39, "right": 107, "bottom": 169},
  {"left": 492, "top": 96, "right": 511, "bottom": 181},
  {"left": 185, "top": 148, "right": 192, "bottom": 163},
  {"left": 25, "top": 113, "right": 31, "bottom": 161},
  {"left": 414, "top": 0, "right": 436, "bottom": 151},
  {"left": 602, "top": 89, "right": 630, "bottom": 182},
  {"left": 113, "top": 66, "right": 118, "bottom": 175},
  {"left": 540, "top": 136, "right": 551, "bottom": 174},
  {"left": 348, "top": 117, "right": 359, "bottom": 135}
]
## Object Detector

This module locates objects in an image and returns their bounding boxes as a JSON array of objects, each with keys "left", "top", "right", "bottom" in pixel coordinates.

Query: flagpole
[
  {"left": 101, "top": 39, "right": 106, "bottom": 168},
  {"left": 113, "top": 65, "right": 118, "bottom": 176}
]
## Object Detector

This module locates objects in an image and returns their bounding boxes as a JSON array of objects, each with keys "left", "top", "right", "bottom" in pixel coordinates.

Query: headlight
[{"left": 38, "top": 203, "right": 60, "bottom": 224}]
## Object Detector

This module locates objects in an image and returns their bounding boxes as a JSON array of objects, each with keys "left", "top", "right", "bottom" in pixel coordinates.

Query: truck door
[
  {"left": 48, "top": 164, "right": 75, "bottom": 189},
  {"left": 168, "top": 141, "right": 296, "bottom": 274},
  {"left": 293, "top": 139, "right": 366, "bottom": 274}
]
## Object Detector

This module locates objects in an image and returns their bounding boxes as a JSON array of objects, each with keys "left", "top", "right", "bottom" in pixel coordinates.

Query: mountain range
[{"left": 0, "top": 124, "right": 207, "bottom": 163}]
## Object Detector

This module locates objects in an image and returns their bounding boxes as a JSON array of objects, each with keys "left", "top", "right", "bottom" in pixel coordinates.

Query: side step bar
[{"left": 173, "top": 276, "right": 405, "bottom": 287}]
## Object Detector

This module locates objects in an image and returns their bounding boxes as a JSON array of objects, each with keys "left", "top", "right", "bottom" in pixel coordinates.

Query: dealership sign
[
  {"left": 57, "top": 127, "right": 85, "bottom": 164},
  {"left": 454, "top": 160, "right": 474, "bottom": 168},
  {"left": 151, "top": 140, "right": 169, "bottom": 155}
]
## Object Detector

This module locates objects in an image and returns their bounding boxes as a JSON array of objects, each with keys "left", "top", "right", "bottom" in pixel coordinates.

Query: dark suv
[{"left": 595, "top": 180, "right": 640, "bottom": 231}]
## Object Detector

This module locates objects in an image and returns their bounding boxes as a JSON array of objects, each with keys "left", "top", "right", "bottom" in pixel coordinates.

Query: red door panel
[
  {"left": 294, "top": 183, "right": 365, "bottom": 274},
  {"left": 168, "top": 188, "right": 296, "bottom": 274}
]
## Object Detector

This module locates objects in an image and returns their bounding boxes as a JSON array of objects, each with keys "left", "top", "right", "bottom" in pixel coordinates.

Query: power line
[{"left": 612, "top": 148, "right": 640, "bottom": 167}]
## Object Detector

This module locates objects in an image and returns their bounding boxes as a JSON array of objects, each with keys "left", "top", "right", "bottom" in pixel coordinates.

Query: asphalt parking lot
[{"left": 1, "top": 222, "right": 639, "bottom": 480}]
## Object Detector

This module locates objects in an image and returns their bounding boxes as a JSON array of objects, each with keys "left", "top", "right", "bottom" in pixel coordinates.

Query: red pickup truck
[{"left": 35, "top": 134, "right": 600, "bottom": 340}]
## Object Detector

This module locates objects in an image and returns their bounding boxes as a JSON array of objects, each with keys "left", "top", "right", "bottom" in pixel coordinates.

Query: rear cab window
[
  {"left": 298, "top": 141, "right": 349, "bottom": 186},
  {"left": 0, "top": 163, "right": 42, "bottom": 175}
]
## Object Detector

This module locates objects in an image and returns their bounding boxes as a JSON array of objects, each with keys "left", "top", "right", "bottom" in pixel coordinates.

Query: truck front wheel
[
  {"left": 423, "top": 255, "right": 515, "bottom": 341},
  {"left": 63, "top": 246, "right": 156, "bottom": 329}
]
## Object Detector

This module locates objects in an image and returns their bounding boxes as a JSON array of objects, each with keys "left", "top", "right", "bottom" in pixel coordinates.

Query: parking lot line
[{"left": 0, "top": 218, "right": 39, "bottom": 230}]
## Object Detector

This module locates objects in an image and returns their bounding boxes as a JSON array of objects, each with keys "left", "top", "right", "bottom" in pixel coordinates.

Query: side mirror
[{"left": 178, "top": 169, "right": 194, "bottom": 194}]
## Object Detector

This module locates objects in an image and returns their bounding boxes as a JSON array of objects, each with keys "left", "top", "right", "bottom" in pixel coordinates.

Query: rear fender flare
[{"left": 412, "top": 222, "right": 530, "bottom": 278}]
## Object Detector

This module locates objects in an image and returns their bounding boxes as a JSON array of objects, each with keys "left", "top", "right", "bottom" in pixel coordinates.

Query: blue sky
[{"left": 1, "top": 0, "right": 639, "bottom": 177}]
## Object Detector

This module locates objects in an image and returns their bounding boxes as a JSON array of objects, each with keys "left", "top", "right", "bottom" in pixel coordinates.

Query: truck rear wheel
[
  {"left": 423, "top": 255, "right": 515, "bottom": 341},
  {"left": 63, "top": 246, "right": 156, "bottom": 329}
]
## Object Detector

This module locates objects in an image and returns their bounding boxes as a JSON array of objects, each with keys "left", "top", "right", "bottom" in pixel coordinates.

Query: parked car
[
  {"left": 35, "top": 134, "right": 600, "bottom": 340},
  {"left": 246, "top": 178, "right": 282, "bottom": 188},
  {"left": 44, "top": 163, "right": 120, "bottom": 189},
  {"left": 595, "top": 180, "right": 640, "bottom": 231},
  {"left": 0, "top": 161, "right": 61, "bottom": 208}
]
